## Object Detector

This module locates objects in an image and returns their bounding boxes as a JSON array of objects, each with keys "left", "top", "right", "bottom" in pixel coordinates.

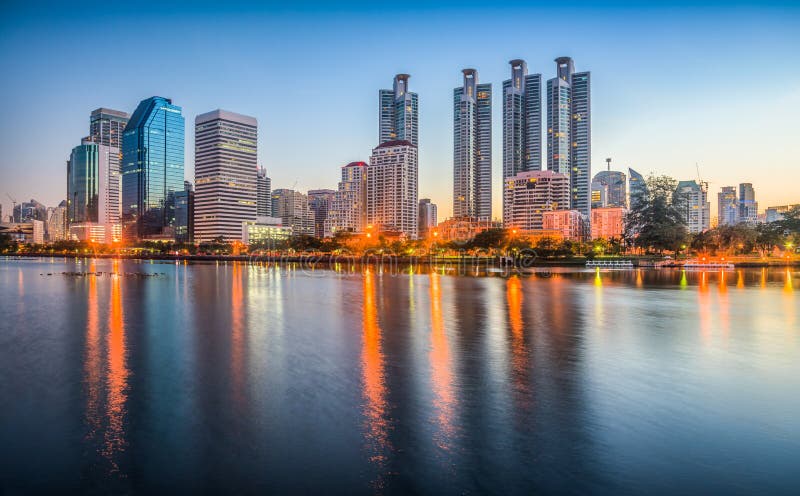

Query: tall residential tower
[
  {"left": 453, "top": 69, "right": 492, "bottom": 220},
  {"left": 379, "top": 74, "right": 418, "bottom": 146}
]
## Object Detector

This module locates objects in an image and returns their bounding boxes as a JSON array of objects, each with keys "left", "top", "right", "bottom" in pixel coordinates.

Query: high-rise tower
[
  {"left": 379, "top": 74, "right": 418, "bottom": 147},
  {"left": 453, "top": 68, "right": 492, "bottom": 219},
  {"left": 502, "top": 59, "right": 542, "bottom": 179},
  {"left": 547, "top": 57, "right": 591, "bottom": 220},
  {"left": 121, "top": 96, "right": 185, "bottom": 241}
]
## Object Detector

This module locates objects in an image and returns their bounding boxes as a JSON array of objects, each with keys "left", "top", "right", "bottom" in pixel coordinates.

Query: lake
[{"left": 0, "top": 258, "right": 798, "bottom": 494}]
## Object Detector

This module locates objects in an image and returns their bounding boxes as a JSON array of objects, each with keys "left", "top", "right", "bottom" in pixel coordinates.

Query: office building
[
  {"left": 46, "top": 201, "right": 68, "bottom": 242},
  {"left": 193, "top": 109, "right": 257, "bottom": 243},
  {"left": 367, "top": 140, "right": 418, "bottom": 238},
  {"left": 592, "top": 170, "right": 626, "bottom": 208},
  {"left": 542, "top": 209, "right": 586, "bottom": 241},
  {"left": 257, "top": 166, "right": 272, "bottom": 217},
  {"left": 629, "top": 168, "right": 648, "bottom": 210},
  {"left": 454, "top": 68, "right": 492, "bottom": 219},
  {"left": 591, "top": 207, "right": 626, "bottom": 240},
  {"left": 418, "top": 198, "right": 437, "bottom": 238},
  {"left": 765, "top": 204, "right": 800, "bottom": 223},
  {"left": 738, "top": 183, "right": 758, "bottom": 224},
  {"left": 121, "top": 96, "right": 185, "bottom": 241},
  {"left": 547, "top": 57, "right": 591, "bottom": 220},
  {"left": 324, "top": 161, "right": 369, "bottom": 237},
  {"left": 242, "top": 216, "right": 292, "bottom": 246},
  {"left": 12, "top": 199, "right": 47, "bottom": 223},
  {"left": 718, "top": 186, "right": 738, "bottom": 226},
  {"left": 591, "top": 180, "right": 608, "bottom": 208},
  {"left": 89, "top": 108, "right": 129, "bottom": 147},
  {"left": 675, "top": 180, "right": 711, "bottom": 233},
  {"left": 379, "top": 74, "right": 418, "bottom": 147},
  {"left": 174, "top": 181, "right": 194, "bottom": 244},
  {"left": 272, "top": 189, "right": 313, "bottom": 236},
  {"left": 503, "top": 170, "right": 570, "bottom": 232},
  {"left": 308, "top": 189, "right": 336, "bottom": 238}
]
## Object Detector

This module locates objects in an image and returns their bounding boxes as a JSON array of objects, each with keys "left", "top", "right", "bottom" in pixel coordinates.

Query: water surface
[{"left": 0, "top": 258, "right": 798, "bottom": 494}]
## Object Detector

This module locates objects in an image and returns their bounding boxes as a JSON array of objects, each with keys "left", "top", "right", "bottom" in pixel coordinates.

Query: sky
[{"left": 1, "top": 0, "right": 799, "bottom": 221}]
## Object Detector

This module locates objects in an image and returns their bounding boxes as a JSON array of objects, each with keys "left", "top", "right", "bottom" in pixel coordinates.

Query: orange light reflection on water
[
  {"left": 103, "top": 260, "right": 128, "bottom": 470},
  {"left": 429, "top": 272, "right": 456, "bottom": 451}
]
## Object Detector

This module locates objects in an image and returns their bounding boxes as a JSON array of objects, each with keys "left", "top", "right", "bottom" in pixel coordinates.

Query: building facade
[
  {"left": 272, "top": 189, "right": 313, "bottom": 236},
  {"left": 89, "top": 108, "right": 129, "bottom": 147},
  {"left": 628, "top": 168, "right": 648, "bottom": 211},
  {"left": 308, "top": 189, "right": 336, "bottom": 238},
  {"left": 453, "top": 68, "right": 492, "bottom": 219},
  {"left": 46, "top": 201, "right": 68, "bottom": 242},
  {"left": 502, "top": 59, "right": 542, "bottom": 180},
  {"left": 591, "top": 207, "right": 626, "bottom": 240},
  {"left": 675, "top": 180, "right": 711, "bottom": 233},
  {"left": 193, "top": 109, "right": 258, "bottom": 243},
  {"left": 67, "top": 141, "right": 121, "bottom": 243},
  {"left": 418, "top": 198, "right": 438, "bottom": 238},
  {"left": 542, "top": 209, "right": 586, "bottom": 241},
  {"left": 738, "top": 183, "right": 758, "bottom": 224},
  {"left": 546, "top": 57, "right": 591, "bottom": 221},
  {"left": 367, "top": 140, "right": 418, "bottom": 238},
  {"left": 503, "top": 170, "right": 570, "bottom": 232},
  {"left": 592, "top": 170, "right": 626, "bottom": 208},
  {"left": 718, "top": 186, "right": 738, "bottom": 226},
  {"left": 257, "top": 166, "right": 272, "bottom": 217},
  {"left": 121, "top": 96, "right": 185, "bottom": 241},
  {"left": 379, "top": 74, "right": 418, "bottom": 147},
  {"left": 174, "top": 181, "right": 194, "bottom": 244},
  {"left": 324, "top": 161, "right": 369, "bottom": 237}
]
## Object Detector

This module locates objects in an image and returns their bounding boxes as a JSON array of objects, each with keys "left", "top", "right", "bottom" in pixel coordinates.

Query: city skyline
[{"left": 1, "top": 1, "right": 799, "bottom": 221}]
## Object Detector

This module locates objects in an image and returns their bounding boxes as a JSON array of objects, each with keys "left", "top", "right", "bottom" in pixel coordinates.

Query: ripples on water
[{"left": 0, "top": 258, "right": 798, "bottom": 494}]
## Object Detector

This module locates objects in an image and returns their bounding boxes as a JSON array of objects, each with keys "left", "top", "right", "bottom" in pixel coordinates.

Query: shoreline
[{"left": 3, "top": 253, "right": 799, "bottom": 268}]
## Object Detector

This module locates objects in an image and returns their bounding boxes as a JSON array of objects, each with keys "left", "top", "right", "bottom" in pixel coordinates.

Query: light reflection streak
[
  {"left": 698, "top": 271, "right": 712, "bottom": 344},
  {"left": 103, "top": 260, "right": 128, "bottom": 471},
  {"left": 429, "top": 272, "right": 456, "bottom": 451},
  {"left": 361, "top": 269, "right": 390, "bottom": 486},
  {"left": 231, "top": 263, "right": 246, "bottom": 408},
  {"left": 506, "top": 276, "right": 531, "bottom": 414},
  {"left": 84, "top": 261, "right": 102, "bottom": 446}
]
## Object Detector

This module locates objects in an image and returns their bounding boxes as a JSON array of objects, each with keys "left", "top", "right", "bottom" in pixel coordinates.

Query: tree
[
  {"left": 625, "top": 175, "right": 689, "bottom": 254},
  {"left": 471, "top": 228, "right": 506, "bottom": 249},
  {"left": 755, "top": 223, "right": 784, "bottom": 256}
]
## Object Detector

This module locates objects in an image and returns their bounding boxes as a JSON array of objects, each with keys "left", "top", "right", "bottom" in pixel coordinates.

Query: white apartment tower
[{"left": 367, "top": 141, "right": 418, "bottom": 238}]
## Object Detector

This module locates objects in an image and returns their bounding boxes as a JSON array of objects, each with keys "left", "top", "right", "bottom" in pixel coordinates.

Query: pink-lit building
[
  {"left": 591, "top": 207, "right": 626, "bottom": 240},
  {"left": 541, "top": 209, "right": 586, "bottom": 241}
]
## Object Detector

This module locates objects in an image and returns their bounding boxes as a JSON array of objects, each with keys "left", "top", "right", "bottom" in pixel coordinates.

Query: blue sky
[{"left": 1, "top": 0, "right": 798, "bottom": 220}]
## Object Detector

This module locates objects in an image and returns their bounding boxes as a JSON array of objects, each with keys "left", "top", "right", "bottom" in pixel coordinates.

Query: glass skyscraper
[
  {"left": 592, "top": 170, "right": 627, "bottom": 208},
  {"left": 454, "top": 68, "right": 492, "bottom": 220},
  {"left": 67, "top": 143, "right": 100, "bottom": 224},
  {"left": 628, "top": 168, "right": 648, "bottom": 211},
  {"left": 379, "top": 74, "right": 418, "bottom": 146},
  {"left": 89, "top": 108, "right": 129, "bottom": 147},
  {"left": 121, "top": 96, "right": 185, "bottom": 241},
  {"left": 502, "top": 59, "right": 542, "bottom": 179},
  {"left": 547, "top": 57, "right": 591, "bottom": 220}
]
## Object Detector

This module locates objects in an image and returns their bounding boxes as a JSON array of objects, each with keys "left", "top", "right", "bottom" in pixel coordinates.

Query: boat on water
[
  {"left": 682, "top": 260, "right": 735, "bottom": 270},
  {"left": 586, "top": 259, "right": 634, "bottom": 269}
]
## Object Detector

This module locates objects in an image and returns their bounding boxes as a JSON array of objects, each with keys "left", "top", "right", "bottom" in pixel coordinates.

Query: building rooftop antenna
[{"left": 605, "top": 157, "right": 612, "bottom": 172}]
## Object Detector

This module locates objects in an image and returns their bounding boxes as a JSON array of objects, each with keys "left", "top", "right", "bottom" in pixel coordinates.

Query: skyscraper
[
  {"left": 89, "top": 108, "right": 129, "bottom": 147},
  {"left": 324, "top": 161, "right": 369, "bottom": 237},
  {"left": 308, "top": 189, "right": 336, "bottom": 238},
  {"left": 121, "top": 96, "right": 185, "bottom": 241},
  {"left": 257, "top": 166, "right": 272, "bottom": 217},
  {"left": 379, "top": 74, "right": 418, "bottom": 146},
  {"left": 418, "top": 198, "right": 438, "bottom": 237},
  {"left": 453, "top": 68, "right": 492, "bottom": 220},
  {"left": 675, "top": 180, "right": 710, "bottom": 233},
  {"left": 628, "top": 168, "right": 648, "bottom": 210},
  {"left": 503, "top": 170, "right": 570, "bottom": 232},
  {"left": 718, "top": 186, "right": 738, "bottom": 226},
  {"left": 174, "top": 181, "right": 194, "bottom": 244},
  {"left": 367, "top": 140, "right": 418, "bottom": 238},
  {"left": 547, "top": 57, "right": 591, "bottom": 220},
  {"left": 738, "top": 183, "right": 758, "bottom": 224},
  {"left": 592, "top": 170, "right": 627, "bottom": 208},
  {"left": 46, "top": 200, "right": 68, "bottom": 242},
  {"left": 67, "top": 140, "right": 121, "bottom": 242},
  {"left": 502, "top": 59, "right": 542, "bottom": 179},
  {"left": 193, "top": 109, "right": 258, "bottom": 243}
]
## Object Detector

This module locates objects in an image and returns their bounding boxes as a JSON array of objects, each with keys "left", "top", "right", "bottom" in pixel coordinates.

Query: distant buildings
[
  {"left": 308, "top": 189, "right": 336, "bottom": 238},
  {"left": 503, "top": 170, "right": 570, "bottom": 232},
  {"left": 547, "top": 57, "right": 591, "bottom": 220},
  {"left": 675, "top": 180, "right": 710, "bottom": 233},
  {"left": 628, "top": 168, "right": 648, "bottom": 210},
  {"left": 193, "top": 109, "right": 257, "bottom": 243},
  {"left": 592, "top": 169, "right": 626, "bottom": 208},
  {"left": 257, "top": 166, "right": 272, "bottom": 217},
  {"left": 591, "top": 207, "right": 626, "bottom": 240},
  {"left": 46, "top": 201, "right": 68, "bottom": 242},
  {"left": 379, "top": 74, "right": 418, "bottom": 146},
  {"left": 453, "top": 68, "right": 492, "bottom": 219},
  {"left": 418, "top": 198, "right": 437, "bottom": 238},
  {"left": 437, "top": 217, "right": 501, "bottom": 243},
  {"left": 718, "top": 186, "right": 738, "bottom": 226},
  {"left": 738, "top": 183, "right": 758, "bottom": 225},
  {"left": 367, "top": 140, "right": 418, "bottom": 238},
  {"left": 272, "top": 189, "right": 313, "bottom": 236},
  {"left": 174, "top": 181, "right": 194, "bottom": 244},
  {"left": 121, "top": 96, "right": 185, "bottom": 241},
  {"left": 765, "top": 204, "right": 799, "bottom": 223},
  {"left": 13, "top": 199, "right": 47, "bottom": 224},
  {"left": 542, "top": 209, "right": 586, "bottom": 241},
  {"left": 324, "top": 161, "right": 369, "bottom": 237}
]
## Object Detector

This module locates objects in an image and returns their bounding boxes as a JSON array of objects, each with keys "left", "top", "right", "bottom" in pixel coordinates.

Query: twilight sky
[{"left": 1, "top": 0, "right": 798, "bottom": 221}]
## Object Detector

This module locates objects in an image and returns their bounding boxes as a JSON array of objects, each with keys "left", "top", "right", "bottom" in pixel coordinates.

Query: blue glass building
[
  {"left": 121, "top": 96, "right": 185, "bottom": 240},
  {"left": 67, "top": 143, "right": 100, "bottom": 224}
]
